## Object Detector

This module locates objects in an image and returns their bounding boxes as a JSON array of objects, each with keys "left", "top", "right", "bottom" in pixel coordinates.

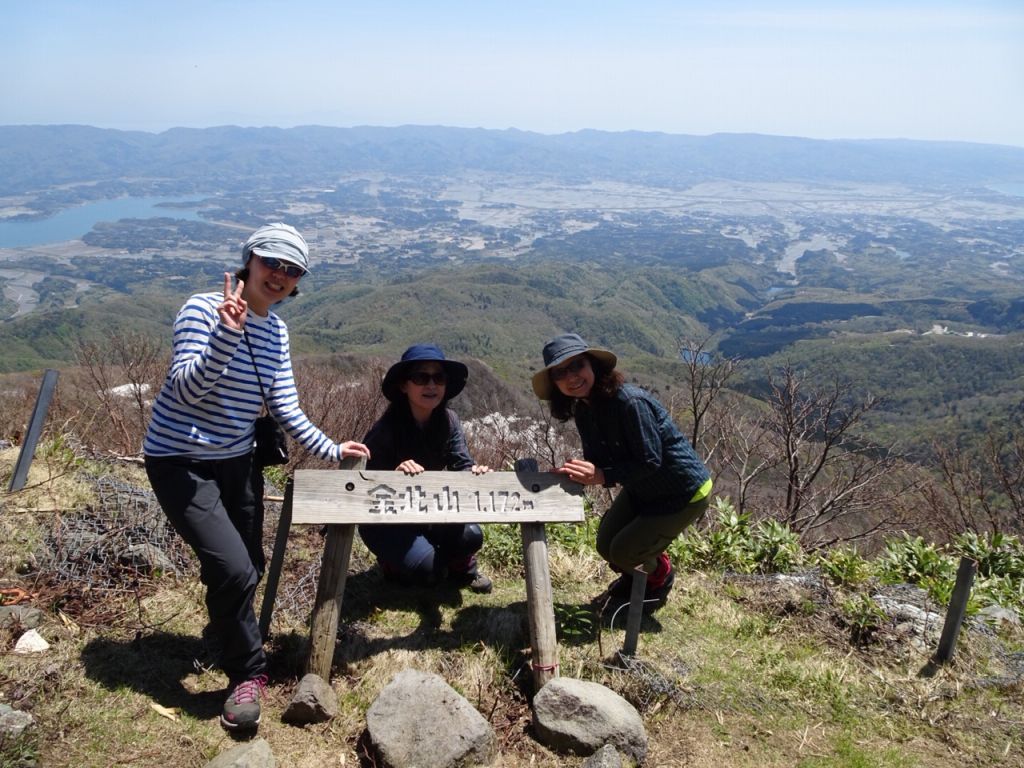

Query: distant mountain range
[{"left": 2, "top": 124, "right": 1024, "bottom": 196}]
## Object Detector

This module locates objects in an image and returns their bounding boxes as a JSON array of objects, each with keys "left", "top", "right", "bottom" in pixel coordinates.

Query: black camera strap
[{"left": 243, "top": 330, "right": 271, "bottom": 416}]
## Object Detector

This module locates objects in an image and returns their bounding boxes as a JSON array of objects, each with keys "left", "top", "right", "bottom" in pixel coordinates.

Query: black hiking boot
[{"left": 449, "top": 569, "right": 493, "bottom": 594}]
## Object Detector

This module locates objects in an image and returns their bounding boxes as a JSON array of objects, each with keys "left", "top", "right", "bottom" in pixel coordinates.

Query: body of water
[{"left": 0, "top": 197, "right": 202, "bottom": 248}]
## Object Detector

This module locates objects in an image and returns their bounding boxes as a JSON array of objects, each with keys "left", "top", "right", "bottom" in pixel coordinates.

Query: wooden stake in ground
[{"left": 306, "top": 455, "right": 365, "bottom": 680}]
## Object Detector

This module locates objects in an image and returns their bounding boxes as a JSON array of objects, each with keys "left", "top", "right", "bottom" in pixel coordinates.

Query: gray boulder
[
  {"left": 978, "top": 604, "right": 1020, "bottom": 629},
  {"left": 120, "top": 542, "right": 177, "bottom": 574},
  {"left": 367, "top": 669, "right": 496, "bottom": 768},
  {"left": 204, "top": 738, "right": 276, "bottom": 768},
  {"left": 583, "top": 744, "right": 624, "bottom": 768},
  {"left": 0, "top": 606, "right": 43, "bottom": 630},
  {"left": 873, "top": 595, "right": 942, "bottom": 634},
  {"left": 533, "top": 677, "right": 647, "bottom": 762},
  {"left": 282, "top": 673, "right": 338, "bottom": 724},
  {"left": 0, "top": 704, "right": 34, "bottom": 738}
]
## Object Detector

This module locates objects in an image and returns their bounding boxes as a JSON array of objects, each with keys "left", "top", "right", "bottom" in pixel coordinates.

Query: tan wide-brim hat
[{"left": 531, "top": 333, "right": 617, "bottom": 400}]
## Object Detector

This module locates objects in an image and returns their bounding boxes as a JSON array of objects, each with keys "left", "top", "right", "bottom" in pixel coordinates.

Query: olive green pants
[{"left": 595, "top": 491, "right": 709, "bottom": 574}]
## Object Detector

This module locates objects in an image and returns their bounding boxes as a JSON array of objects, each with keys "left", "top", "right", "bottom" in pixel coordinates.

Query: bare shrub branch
[
  {"left": 921, "top": 426, "right": 1024, "bottom": 536},
  {"left": 67, "top": 332, "right": 168, "bottom": 456},
  {"left": 725, "top": 363, "right": 910, "bottom": 547},
  {"left": 675, "top": 336, "right": 739, "bottom": 456},
  {"left": 288, "top": 357, "right": 388, "bottom": 470}
]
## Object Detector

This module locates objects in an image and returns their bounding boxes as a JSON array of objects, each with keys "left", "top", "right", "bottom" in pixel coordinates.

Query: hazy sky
[{"left": 5, "top": 0, "right": 1022, "bottom": 146}]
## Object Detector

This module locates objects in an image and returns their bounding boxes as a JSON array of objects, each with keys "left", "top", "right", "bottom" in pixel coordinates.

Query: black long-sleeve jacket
[{"left": 574, "top": 384, "right": 710, "bottom": 515}]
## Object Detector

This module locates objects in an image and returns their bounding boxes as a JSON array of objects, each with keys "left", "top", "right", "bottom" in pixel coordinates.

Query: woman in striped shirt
[{"left": 144, "top": 223, "right": 369, "bottom": 731}]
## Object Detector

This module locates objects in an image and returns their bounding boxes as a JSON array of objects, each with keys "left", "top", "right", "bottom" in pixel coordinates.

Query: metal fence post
[
  {"left": 8, "top": 369, "right": 60, "bottom": 493},
  {"left": 920, "top": 556, "right": 977, "bottom": 677}
]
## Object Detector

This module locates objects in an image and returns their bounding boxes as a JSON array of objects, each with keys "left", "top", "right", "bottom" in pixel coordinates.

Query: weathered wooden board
[{"left": 291, "top": 469, "right": 584, "bottom": 525}]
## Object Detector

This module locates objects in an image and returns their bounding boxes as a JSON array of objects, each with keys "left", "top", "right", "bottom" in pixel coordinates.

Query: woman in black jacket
[
  {"left": 534, "top": 333, "right": 712, "bottom": 611},
  {"left": 359, "top": 344, "right": 492, "bottom": 593}
]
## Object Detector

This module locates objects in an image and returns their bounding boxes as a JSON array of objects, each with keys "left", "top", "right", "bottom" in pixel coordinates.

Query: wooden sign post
[{"left": 259, "top": 463, "right": 584, "bottom": 690}]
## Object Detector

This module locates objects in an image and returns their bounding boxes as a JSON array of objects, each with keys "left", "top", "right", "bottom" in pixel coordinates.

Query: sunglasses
[
  {"left": 407, "top": 371, "right": 447, "bottom": 386},
  {"left": 258, "top": 255, "right": 306, "bottom": 278},
  {"left": 550, "top": 357, "right": 588, "bottom": 381}
]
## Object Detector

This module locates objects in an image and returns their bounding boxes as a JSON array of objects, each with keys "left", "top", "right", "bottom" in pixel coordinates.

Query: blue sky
[{"left": 4, "top": 1, "right": 1022, "bottom": 146}]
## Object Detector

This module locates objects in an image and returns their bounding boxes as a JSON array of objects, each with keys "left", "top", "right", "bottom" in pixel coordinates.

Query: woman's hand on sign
[
  {"left": 340, "top": 441, "right": 371, "bottom": 460},
  {"left": 396, "top": 459, "right": 425, "bottom": 475},
  {"left": 554, "top": 458, "right": 605, "bottom": 486},
  {"left": 218, "top": 273, "right": 248, "bottom": 331},
  {"left": 470, "top": 464, "right": 492, "bottom": 475}
]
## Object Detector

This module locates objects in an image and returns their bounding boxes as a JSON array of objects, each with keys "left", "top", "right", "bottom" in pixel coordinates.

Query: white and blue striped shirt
[{"left": 143, "top": 292, "right": 343, "bottom": 462}]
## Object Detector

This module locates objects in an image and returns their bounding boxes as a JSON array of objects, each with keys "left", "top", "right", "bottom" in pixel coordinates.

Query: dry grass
[
  {"left": 0, "top": 445, "right": 95, "bottom": 513},
  {"left": 2, "top": 457, "right": 1023, "bottom": 768}
]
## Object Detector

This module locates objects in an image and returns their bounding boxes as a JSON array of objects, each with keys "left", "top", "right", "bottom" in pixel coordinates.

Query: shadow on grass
[
  {"left": 327, "top": 569, "right": 483, "bottom": 666},
  {"left": 80, "top": 631, "right": 224, "bottom": 722},
  {"left": 264, "top": 565, "right": 669, "bottom": 697},
  {"left": 340, "top": 568, "right": 466, "bottom": 626},
  {"left": 328, "top": 569, "right": 664, "bottom": 664}
]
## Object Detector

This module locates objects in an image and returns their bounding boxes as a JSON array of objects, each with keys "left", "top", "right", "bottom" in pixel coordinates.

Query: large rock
[
  {"left": 533, "top": 677, "right": 647, "bottom": 762},
  {"left": 0, "top": 704, "right": 34, "bottom": 739},
  {"left": 282, "top": 673, "right": 338, "bottom": 724},
  {"left": 0, "top": 606, "right": 43, "bottom": 630},
  {"left": 120, "top": 543, "right": 177, "bottom": 574},
  {"left": 583, "top": 744, "right": 624, "bottom": 768},
  {"left": 366, "top": 669, "right": 496, "bottom": 768},
  {"left": 204, "top": 738, "right": 276, "bottom": 768},
  {"left": 978, "top": 604, "right": 1020, "bottom": 629},
  {"left": 873, "top": 595, "right": 942, "bottom": 637}
]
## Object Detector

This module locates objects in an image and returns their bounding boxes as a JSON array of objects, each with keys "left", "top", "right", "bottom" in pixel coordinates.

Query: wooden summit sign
[
  {"left": 260, "top": 461, "right": 585, "bottom": 691},
  {"left": 291, "top": 469, "right": 584, "bottom": 525}
]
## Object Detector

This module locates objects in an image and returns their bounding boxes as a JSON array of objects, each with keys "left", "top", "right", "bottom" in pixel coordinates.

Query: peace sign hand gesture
[{"left": 218, "top": 272, "right": 248, "bottom": 331}]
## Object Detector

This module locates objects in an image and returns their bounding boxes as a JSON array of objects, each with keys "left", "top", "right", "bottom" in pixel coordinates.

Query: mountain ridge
[{"left": 3, "top": 124, "right": 1024, "bottom": 196}]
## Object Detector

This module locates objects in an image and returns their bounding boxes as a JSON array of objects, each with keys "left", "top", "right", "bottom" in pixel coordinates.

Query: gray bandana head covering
[{"left": 241, "top": 223, "right": 310, "bottom": 273}]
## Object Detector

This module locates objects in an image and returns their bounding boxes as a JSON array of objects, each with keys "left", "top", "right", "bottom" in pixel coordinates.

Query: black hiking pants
[{"left": 145, "top": 452, "right": 267, "bottom": 684}]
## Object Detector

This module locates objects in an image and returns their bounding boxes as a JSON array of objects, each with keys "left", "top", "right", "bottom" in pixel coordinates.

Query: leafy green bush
[
  {"left": 841, "top": 593, "right": 887, "bottom": 646},
  {"left": 546, "top": 520, "right": 596, "bottom": 555},
  {"left": 671, "top": 498, "right": 801, "bottom": 574},
  {"left": 554, "top": 603, "right": 595, "bottom": 642},
  {"left": 262, "top": 465, "right": 289, "bottom": 493},
  {"left": 482, "top": 519, "right": 596, "bottom": 574},
  {"left": 817, "top": 546, "right": 871, "bottom": 587},
  {"left": 671, "top": 498, "right": 755, "bottom": 571},
  {"left": 750, "top": 519, "right": 804, "bottom": 573},
  {"left": 974, "top": 573, "right": 1024, "bottom": 614},
  {"left": 952, "top": 531, "right": 1024, "bottom": 580},
  {"left": 875, "top": 533, "right": 955, "bottom": 585},
  {"left": 482, "top": 524, "right": 524, "bottom": 570}
]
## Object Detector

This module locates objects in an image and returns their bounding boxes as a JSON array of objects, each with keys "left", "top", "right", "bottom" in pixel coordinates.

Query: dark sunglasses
[
  {"left": 259, "top": 255, "right": 306, "bottom": 278},
  {"left": 550, "top": 357, "right": 588, "bottom": 381},
  {"left": 407, "top": 371, "right": 447, "bottom": 386}
]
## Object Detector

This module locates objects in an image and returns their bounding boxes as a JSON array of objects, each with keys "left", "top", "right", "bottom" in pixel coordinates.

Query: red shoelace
[{"left": 230, "top": 673, "right": 268, "bottom": 704}]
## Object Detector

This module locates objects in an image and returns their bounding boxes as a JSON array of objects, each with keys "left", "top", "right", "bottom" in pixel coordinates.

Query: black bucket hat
[
  {"left": 381, "top": 344, "right": 469, "bottom": 402},
  {"left": 532, "top": 333, "right": 617, "bottom": 400}
]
